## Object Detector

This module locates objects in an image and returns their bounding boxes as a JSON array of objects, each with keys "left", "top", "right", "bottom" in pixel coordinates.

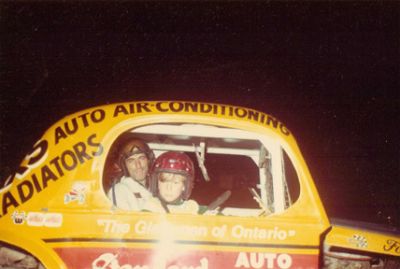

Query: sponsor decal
[
  {"left": 54, "top": 109, "right": 106, "bottom": 144},
  {"left": 43, "top": 212, "right": 63, "bottom": 227},
  {"left": 27, "top": 212, "right": 45, "bottom": 226},
  {"left": 0, "top": 134, "right": 103, "bottom": 218},
  {"left": 348, "top": 234, "right": 368, "bottom": 248},
  {"left": 230, "top": 224, "right": 296, "bottom": 241},
  {"left": 384, "top": 239, "right": 400, "bottom": 254},
  {"left": 26, "top": 212, "right": 63, "bottom": 227},
  {"left": 11, "top": 210, "right": 26, "bottom": 225},
  {"left": 112, "top": 102, "right": 291, "bottom": 136},
  {"left": 92, "top": 253, "right": 208, "bottom": 269},
  {"left": 55, "top": 248, "right": 317, "bottom": 269},
  {"left": 98, "top": 219, "right": 130, "bottom": 234},
  {"left": 96, "top": 219, "right": 297, "bottom": 241},
  {"left": 235, "top": 252, "right": 292, "bottom": 269},
  {"left": 64, "top": 182, "right": 88, "bottom": 204},
  {"left": 133, "top": 220, "right": 296, "bottom": 241}
]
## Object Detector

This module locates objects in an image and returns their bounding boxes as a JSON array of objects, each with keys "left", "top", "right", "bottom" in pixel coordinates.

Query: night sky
[{"left": 1, "top": 2, "right": 399, "bottom": 227}]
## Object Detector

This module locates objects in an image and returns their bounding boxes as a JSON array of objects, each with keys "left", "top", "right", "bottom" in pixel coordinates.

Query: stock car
[{"left": 0, "top": 101, "right": 399, "bottom": 269}]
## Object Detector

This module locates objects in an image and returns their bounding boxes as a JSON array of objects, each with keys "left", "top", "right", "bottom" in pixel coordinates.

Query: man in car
[
  {"left": 108, "top": 138, "right": 154, "bottom": 211},
  {"left": 146, "top": 151, "right": 202, "bottom": 214}
]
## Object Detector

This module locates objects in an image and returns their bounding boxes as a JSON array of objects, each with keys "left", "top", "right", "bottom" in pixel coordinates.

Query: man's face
[
  {"left": 158, "top": 172, "right": 186, "bottom": 203},
  {"left": 125, "top": 153, "right": 149, "bottom": 185}
]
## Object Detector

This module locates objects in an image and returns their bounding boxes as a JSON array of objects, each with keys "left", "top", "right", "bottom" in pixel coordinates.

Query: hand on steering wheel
[{"left": 204, "top": 190, "right": 231, "bottom": 214}]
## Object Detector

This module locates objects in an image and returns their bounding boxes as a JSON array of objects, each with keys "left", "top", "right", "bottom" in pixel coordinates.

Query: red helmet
[
  {"left": 118, "top": 138, "right": 155, "bottom": 177},
  {"left": 150, "top": 151, "right": 195, "bottom": 200}
]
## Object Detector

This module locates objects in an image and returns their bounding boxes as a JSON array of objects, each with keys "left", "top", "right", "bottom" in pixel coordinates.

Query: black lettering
[
  {"left": 155, "top": 102, "right": 168, "bottom": 112},
  {"left": 129, "top": 103, "right": 135, "bottom": 113},
  {"left": 184, "top": 102, "right": 198, "bottom": 112},
  {"left": 113, "top": 105, "right": 129, "bottom": 117},
  {"left": 17, "top": 180, "right": 34, "bottom": 203},
  {"left": 64, "top": 118, "right": 78, "bottom": 135},
  {"left": 41, "top": 165, "right": 58, "bottom": 188},
  {"left": 280, "top": 124, "right": 290, "bottom": 136},
  {"left": 49, "top": 156, "right": 64, "bottom": 177},
  {"left": 2, "top": 191, "right": 19, "bottom": 216},
  {"left": 220, "top": 105, "right": 227, "bottom": 115},
  {"left": 61, "top": 150, "right": 78, "bottom": 171},
  {"left": 91, "top": 109, "right": 105, "bottom": 123},
  {"left": 260, "top": 114, "right": 265, "bottom": 123},
  {"left": 27, "top": 140, "right": 48, "bottom": 165},
  {"left": 228, "top": 106, "right": 234, "bottom": 116},
  {"left": 248, "top": 110, "right": 260, "bottom": 122},
  {"left": 78, "top": 112, "right": 90, "bottom": 127},
  {"left": 55, "top": 127, "right": 68, "bottom": 144},
  {"left": 137, "top": 103, "right": 151, "bottom": 113},
  {"left": 200, "top": 104, "right": 212, "bottom": 113},
  {"left": 213, "top": 104, "right": 218, "bottom": 114},
  {"left": 384, "top": 240, "right": 400, "bottom": 253},
  {"left": 73, "top": 141, "right": 92, "bottom": 164},
  {"left": 235, "top": 108, "right": 247, "bottom": 118},
  {"left": 88, "top": 134, "right": 103, "bottom": 156},
  {"left": 170, "top": 102, "right": 184, "bottom": 112},
  {"left": 31, "top": 173, "right": 43, "bottom": 192},
  {"left": 266, "top": 115, "right": 278, "bottom": 129}
]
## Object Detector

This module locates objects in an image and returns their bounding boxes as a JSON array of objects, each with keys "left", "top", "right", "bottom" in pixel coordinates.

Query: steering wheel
[{"left": 205, "top": 190, "right": 232, "bottom": 211}]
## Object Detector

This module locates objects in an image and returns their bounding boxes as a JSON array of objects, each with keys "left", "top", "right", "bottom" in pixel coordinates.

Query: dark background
[{"left": 1, "top": 2, "right": 399, "bottom": 227}]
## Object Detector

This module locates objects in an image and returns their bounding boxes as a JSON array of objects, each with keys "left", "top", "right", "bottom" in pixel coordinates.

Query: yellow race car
[{"left": 0, "top": 101, "right": 398, "bottom": 269}]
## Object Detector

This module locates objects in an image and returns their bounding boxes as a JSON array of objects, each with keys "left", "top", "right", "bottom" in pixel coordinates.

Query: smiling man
[{"left": 108, "top": 138, "right": 154, "bottom": 211}]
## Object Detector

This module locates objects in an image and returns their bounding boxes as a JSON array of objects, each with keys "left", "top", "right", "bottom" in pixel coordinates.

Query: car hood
[{"left": 325, "top": 218, "right": 400, "bottom": 257}]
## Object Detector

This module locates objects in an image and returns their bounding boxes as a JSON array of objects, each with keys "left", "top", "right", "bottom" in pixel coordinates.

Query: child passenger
[{"left": 144, "top": 151, "right": 202, "bottom": 214}]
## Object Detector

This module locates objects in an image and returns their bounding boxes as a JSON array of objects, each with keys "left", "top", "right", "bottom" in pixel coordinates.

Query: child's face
[{"left": 158, "top": 172, "right": 186, "bottom": 203}]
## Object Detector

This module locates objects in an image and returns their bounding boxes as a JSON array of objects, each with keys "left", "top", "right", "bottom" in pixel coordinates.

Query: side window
[
  {"left": 102, "top": 124, "right": 298, "bottom": 217},
  {"left": 191, "top": 154, "right": 259, "bottom": 209}
]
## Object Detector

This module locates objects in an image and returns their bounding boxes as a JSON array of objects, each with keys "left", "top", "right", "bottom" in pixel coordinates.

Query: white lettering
[
  {"left": 231, "top": 225, "right": 295, "bottom": 241},
  {"left": 235, "top": 252, "right": 250, "bottom": 268},
  {"left": 234, "top": 252, "right": 293, "bottom": 269},
  {"left": 92, "top": 253, "right": 208, "bottom": 269},
  {"left": 134, "top": 220, "right": 208, "bottom": 238},
  {"left": 264, "top": 253, "right": 277, "bottom": 269},
  {"left": 277, "top": 253, "right": 292, "bottom": 269},
  {"left": 250, "top": 253, "right": 264, "bottom": 269},
  {"left": 167, "top": 258, "right": 208, "bottom": 269},
  {"left": 97, "top": 219, "right": 130, "bottom": 234}
]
